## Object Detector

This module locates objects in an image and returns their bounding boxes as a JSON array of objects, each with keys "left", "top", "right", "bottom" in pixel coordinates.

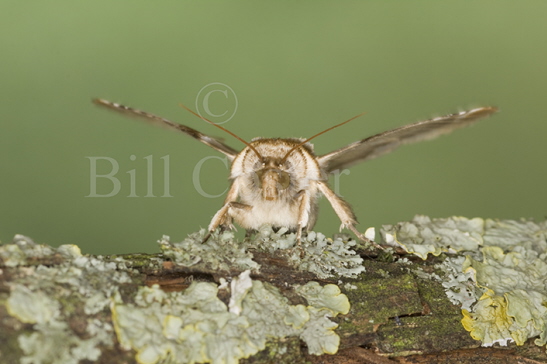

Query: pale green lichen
[
  {"left": 0, "top": 224, "right": 395, "bottom": 361},
  {"left": 159, "top": 231, "right": 260, "bottom": 272},
  {"left": 1, "top": 236, "right": 128, "bottom": 363},
  {"left": 2, "top": 231, "right": 357, "bottom": 363},
  {"left": 300, "top": 307, "right": 340, "bottom": 355},
  {"left": 381, "top": 216, "right": 547, "bottom": 348},
  {"left": 7, "top": 278, "right": 115, "bottom": 364},
  {"left": 250, "top": 226, "right": 366, "bottom": 279},
  {"left": 294, "top": 281, "right": 350, "bottom": 315},
  {"left": 284, "top": 304, "right": 310, "bottom": 329},
  {"left": 381, "top": 215, "right": 484, "bottom": 259},
  {"left": 111, "top": 272, "right": 350, "bottom": 363},
  {"left": 0, "top": 234, "right": 82, "bottom": 267},
  {"left": 482, "top": 218, "right": 547, "bottom": 251},
  {"left": 6, "top": 284, "right": 60, "bottom": 324},
  {"left": 436, "top": 256, "right": 481, "bottom": 311},
  {"left": 160, "top": 227, "right": 367, "bottom": 279},
  {"left": 17, "top": 319, "right": 110, "bottom": 364}
]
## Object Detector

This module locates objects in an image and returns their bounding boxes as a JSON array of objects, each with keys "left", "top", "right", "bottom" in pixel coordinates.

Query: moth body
[{"left": 216, "top": 138, "right": 325, "bottom": 236}]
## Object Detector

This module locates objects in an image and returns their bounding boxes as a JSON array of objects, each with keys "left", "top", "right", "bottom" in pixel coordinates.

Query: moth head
[
  {"left": 178, "top": 103, "right": 365, "bottom": 200},
  {"left": 254, "top": 156, "right": 291, "bottom": 201}
]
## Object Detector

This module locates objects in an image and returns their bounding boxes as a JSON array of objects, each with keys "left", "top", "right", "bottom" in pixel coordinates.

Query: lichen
[
  {"left": 1, "top": 236, "right": 128, "bottom": 363},
  {"left": 0, "top": 234, "right": 82, "bottom": 267},
  {"left": 159, "top": 231, "right": 260, "bottom": 272},
  {"left": 461, "top": 289, "right": 515, "bottom": 347},
  {"left": 228, "top": 269, "right": 253, "bottom": 315},
  {"left": 9, "top": 215, "right": 545, "bottom": 359},
  {"left": 250, "top": 226, "right": 367, "bottom": 279},
  {"left": 436, "top": 256, "right": 481, "bottom": 311},
  {"left": 16, "top": 319, "right": 111, "bottom": 364},
  {"left": 294, "top": 281, "right": 350, "bottom": 315},
  {"left": 299, "top": 307, "right": 340, "bottom": 355},
  {"left": 462, "top": 243, "right": 547, "bottom": 347},
  {"left": 381, "top": 216, "right": 547, "bottom": 348},
  {"left": 6, "top": 284, "right": 60, "bottom": 324},
  {"left": 111, "top": 271, "right": 350, "bottom": 363},
  {"left": 1, "top": 230, "right": 358, "bottom": 363},
  {"left": 381, "top": 215, "right": 484, "bottom": 259},
  {"left": 160, "top": 227, "right": 367, "bottom": 279}
]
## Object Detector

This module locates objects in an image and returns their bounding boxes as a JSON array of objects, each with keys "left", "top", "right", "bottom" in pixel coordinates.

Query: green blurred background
[{"left": 1, "top": 1, "right": 545, "bottom": 255}]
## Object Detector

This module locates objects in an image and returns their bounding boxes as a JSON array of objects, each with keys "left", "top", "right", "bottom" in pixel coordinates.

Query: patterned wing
[
  {"left": 93, "top": 99, "right": 239, "bottom": 160},
  {"left": 318, "top": 107, "right": 497, "bottom": 173}
]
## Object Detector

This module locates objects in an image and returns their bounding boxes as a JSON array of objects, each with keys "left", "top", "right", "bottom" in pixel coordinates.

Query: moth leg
[
  {"left": 295, "top": 190, "right": 311, "bottom": 244},
  {"left": 316, "top": 181, "right": 383, "bottom": 250},
  {"left": 206, "top": 201, "right": 250, "bottom": 231},
  {"left": 203, "top": 201, "right": 251, "bottom": 243},
  {"left": 203, "top": 179, "right": 250, "bottom": 243}
]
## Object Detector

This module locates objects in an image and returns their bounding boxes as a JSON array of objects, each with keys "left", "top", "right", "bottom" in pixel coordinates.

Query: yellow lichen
[
  {"left": 461, "top": 290, "right": 513, "bottom": 345},
  {"left": 383, "top": 216, "right": 547, "bottom": 347},
  {"left": 461, "top": 224, "right": 547, "bottom": 347}
]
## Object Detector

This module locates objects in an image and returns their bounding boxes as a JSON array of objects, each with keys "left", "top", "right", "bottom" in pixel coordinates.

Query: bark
[{"left": 1, "top": 234, "right": 546, "bottom": 364}]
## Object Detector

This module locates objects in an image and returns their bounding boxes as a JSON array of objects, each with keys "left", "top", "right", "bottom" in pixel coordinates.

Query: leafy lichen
[
  {"left": 0, "top": 234, "right": 82, "bottom": 267},
  {"left": 382, "top": 215, "right": 547, "bottom": 348},
  {"left": 111, "top": 272, "right": 350, "bottom": 363},
  {"left": 1, "top": 232, "right": 354, "bottom": 363},
  {"left": 159, "top": 231, "right": 260, "bottom": 273},
  {"left": 462, "top": 243, "right": 547, "bottom": 347},
  {"left": 294, "top": 281, "right": 350, "bottom": 315},
  {"left": 6, "top": 215, "right": 545, "bottom": 360},
  {"left": 0, "top": 236, "right": 126, "bottom": 364},
  {"left": 381, "top": 215, "right": 484, "bottom": 259},
  {"left": 161, "top": 227, "right": 367, "bottom": 279}
]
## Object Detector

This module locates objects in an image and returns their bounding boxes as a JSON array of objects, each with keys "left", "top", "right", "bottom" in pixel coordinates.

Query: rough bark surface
[{"left": 1, "top": 237, "right": 546, "bottom": 364}]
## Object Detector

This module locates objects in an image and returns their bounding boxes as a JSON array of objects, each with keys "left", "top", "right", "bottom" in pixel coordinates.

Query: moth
[{"left": 93, "top": 98, "right": 496, "bottom": 248}]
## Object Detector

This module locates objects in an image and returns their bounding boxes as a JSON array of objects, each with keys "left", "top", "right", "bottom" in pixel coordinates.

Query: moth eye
[{"left": 277, "top": 171, "right": 290, "bottom": 189}]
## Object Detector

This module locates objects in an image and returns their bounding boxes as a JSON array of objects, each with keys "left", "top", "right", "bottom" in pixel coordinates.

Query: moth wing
[
  {"left": 318, "top": 107, "right": 498, "bottom": 173},
  {"left": 93, "top": 98, "right": 239, "bottom": 160}
]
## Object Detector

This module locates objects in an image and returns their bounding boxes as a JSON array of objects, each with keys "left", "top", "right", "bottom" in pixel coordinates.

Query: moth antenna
[
  {"left": 179, "top": 103, "right": 263, "bottom": 160},
  {"left": 280, "top": 111, "right": 367, "bottom": 164}
]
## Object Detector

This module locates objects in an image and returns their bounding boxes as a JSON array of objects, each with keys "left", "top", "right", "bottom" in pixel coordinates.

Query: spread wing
[
  {"left": 93, "top": 98, "right": 239, "bottom": 160},
  {"left": 318, "top": 107, "right": 498, "bottom": 173}
]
